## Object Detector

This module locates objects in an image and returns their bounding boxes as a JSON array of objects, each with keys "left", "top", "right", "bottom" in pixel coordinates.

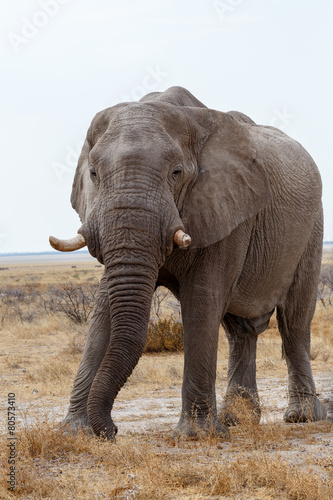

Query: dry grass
[
  {"left": 128, "top": 352, "right": 184, "bottom": 387},
  {"left": 0, "top": 260, "right": 103, "bottom": 288},
  {"left": 0, "top": 408, "right": 332, "bottom": 499},
  {"left": 0, "top": 255, "right": 332, "bottom": 498}
]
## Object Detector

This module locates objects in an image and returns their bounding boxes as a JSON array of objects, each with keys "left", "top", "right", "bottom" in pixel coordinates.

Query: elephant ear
[
  {"left": 70, "top": 108, "right": 111, "bottom": 222},
  {"left": 71, "top": 138, "right": 97, "bottom": 223},
  {"left": 180, "top": 109, "right": 271, "bottom": 249}
]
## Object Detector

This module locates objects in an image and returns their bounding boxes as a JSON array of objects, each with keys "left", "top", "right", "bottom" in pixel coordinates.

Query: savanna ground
[{"left": 0, "top": 250, "right": 332, "bottom": 499}]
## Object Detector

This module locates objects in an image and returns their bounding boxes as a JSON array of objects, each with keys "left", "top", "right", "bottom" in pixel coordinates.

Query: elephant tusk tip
[
  {"left": 180, "top": 234, "right": 191, "bottom": 247},
  {"left": 174, "top": 229, "right": 192, "bottom": 248},
  {"left": 49, "top": 234, "right": 86, "bottom": 252},
  {"left": 49, "top": 235, "right": 60, "bottom": 250}
]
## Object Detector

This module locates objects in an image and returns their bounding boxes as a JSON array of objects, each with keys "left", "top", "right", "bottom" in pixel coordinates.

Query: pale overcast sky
[{"left": 1, "top": 0, "right": 333, "bottom": 252}]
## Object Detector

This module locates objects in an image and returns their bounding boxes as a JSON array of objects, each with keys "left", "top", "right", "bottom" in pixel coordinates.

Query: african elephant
[{"left": 50, "top": 86, "right": 327, "bottom": 440}]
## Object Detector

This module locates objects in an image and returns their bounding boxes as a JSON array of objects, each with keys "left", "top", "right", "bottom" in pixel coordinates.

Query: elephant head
[{"left": 50, "top": 86, "right": 271, "bottom": 438}]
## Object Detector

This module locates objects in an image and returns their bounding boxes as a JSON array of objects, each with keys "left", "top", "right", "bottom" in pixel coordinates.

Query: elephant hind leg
[
  {"left": 277, "top": 222, "right": 327, "bottom": 423},
  {"left": 220, "top": 312, "right": 267, "bottom": 426},
  {"left": 277, "top": 299, "right": 327, "bottom": 422}
]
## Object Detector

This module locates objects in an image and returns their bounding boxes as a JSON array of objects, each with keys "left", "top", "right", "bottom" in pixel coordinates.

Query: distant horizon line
[
  {"left": 0, "top": 242, "right": 333, "bottom": 257},
  {"left": 0, "top": 250, "right": 90, "bottom": 257}
]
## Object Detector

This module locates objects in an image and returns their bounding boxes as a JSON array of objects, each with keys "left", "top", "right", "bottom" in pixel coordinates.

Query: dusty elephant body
[{"left": 50, "top": 86, "right": 327, "bottom": 439}]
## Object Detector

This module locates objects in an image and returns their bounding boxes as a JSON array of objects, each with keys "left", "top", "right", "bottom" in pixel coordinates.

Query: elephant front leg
[
  {"left": 173, "top": 291, "right": 229, "bottom": 439},
  {"left": 62, "top": 276, "right": 111, "bottom": 432}
]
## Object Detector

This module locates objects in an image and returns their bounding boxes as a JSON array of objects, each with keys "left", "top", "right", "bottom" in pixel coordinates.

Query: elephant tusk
[
  {"left": 174, "top": 229, "right": 191, "bottom": 248},
  {"left": 49, "top": 233, "right": 87, "bottom": 252}
]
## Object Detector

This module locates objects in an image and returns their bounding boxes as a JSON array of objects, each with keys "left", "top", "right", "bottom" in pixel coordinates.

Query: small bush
[
  {"left": 144, "top": 318, "right": 184, "bottom": 353},
  {"left": 43, "top": 281, "right": 98, "bottom": 324},
  {"left": 0, "top": 280, "right": 98, "bottom": 326},
  {"left": 0, "top": 283, "right": 41, "bottom": 325}
]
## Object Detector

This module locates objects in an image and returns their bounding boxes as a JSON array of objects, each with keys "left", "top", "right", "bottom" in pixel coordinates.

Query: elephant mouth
[{"left": 49, "top": 228, "right": 191, "bottom": 253}]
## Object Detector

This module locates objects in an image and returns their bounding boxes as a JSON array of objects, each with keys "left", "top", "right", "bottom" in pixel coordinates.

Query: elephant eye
[
  {"left": 172, "top": 165, "right": 182, "bottom": 180},
  {"left": 89, "top": 165, "right": 97, "bottom": 178}
]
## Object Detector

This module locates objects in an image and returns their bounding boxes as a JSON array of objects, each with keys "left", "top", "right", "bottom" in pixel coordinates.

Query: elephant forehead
[
  {"left": 90, "top": 102, "right": 191, "bottom": 142},
  {"left": 91, "top": 128, "right": 182, "bottom": 167},
  {"left": 110, "top": 101, "right": 187, "bottom": 124}
]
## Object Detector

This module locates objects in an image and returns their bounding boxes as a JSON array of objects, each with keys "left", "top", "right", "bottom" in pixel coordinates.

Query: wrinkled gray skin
[{"left": 61, "top": 86, "right": 328, "bottom": 440}]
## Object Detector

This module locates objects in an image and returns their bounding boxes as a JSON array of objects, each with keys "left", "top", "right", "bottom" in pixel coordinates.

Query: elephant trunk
[
  {"left": 87, "top": 260, "right": 157, "bottom": 439},
  {"left": 81, "top": 174, "right": 189, "bottom": 438},
  {"left": 86, "top": 192, "right": 166, "bottom": 438}
]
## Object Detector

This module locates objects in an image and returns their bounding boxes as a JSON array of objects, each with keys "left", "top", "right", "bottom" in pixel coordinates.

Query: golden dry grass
[
  {"left": 0, "top": 410, "right": 332, "bottom": 499},
  {"left": 0, "top": 255, "right": 332, "bottom": 499}
]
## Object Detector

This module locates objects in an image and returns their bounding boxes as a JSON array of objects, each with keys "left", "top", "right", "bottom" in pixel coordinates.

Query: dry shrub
[
  {"left": 0, "top": 280, "right": 98, "bottom": 329},
  {"left": 18, "top": 418, "right": 92, "bottom": 460},
  {"left": 144, "top": 318, "right": 183, "bottom": 353},
  {"left": 0, "top": 282, "right": 43, "bottom": 326},
  {"left": 43, "top": 281, "right": 98, "bottom": 324}
]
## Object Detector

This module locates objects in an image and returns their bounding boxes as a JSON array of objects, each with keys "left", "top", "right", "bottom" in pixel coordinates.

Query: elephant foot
[
  {"left": 220, "top": 389, "right": 261, "bottom": 426},
  {"left": 59, "top": 411, "right": 93, "bottom": 434},
  {"left": 284, "top": 396, "right": 327, "bottom": 423},
  {"left": 172, "top": 414, "right": 230, "bottom": 440}
]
